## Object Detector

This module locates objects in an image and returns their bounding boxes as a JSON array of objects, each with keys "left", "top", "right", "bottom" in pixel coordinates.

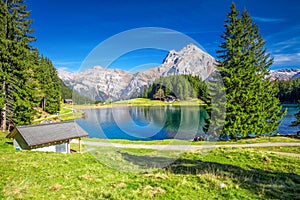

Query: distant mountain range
[
  {"left": 58, "top": 44, "right": 300, "bottom": 102},
  {"left": 58, "top": 44, "right": 215, "bottom": 102},
  {"left": 268, "top": 69, "right": 300, "bottom": 81}
]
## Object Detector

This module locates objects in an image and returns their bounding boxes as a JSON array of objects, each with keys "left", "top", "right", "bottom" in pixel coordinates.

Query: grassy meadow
[
  {"left": 113, "top": 98, "right": 206, "bottom": 106},
  {"left": 1, "top": 132, "right": 299, "bottom": 199},
  {"left": 245, "top": 146, "right": 300, "bottom": 154},
  {"left": 68, "top": 98, "right": 206, "bottom": 110}
]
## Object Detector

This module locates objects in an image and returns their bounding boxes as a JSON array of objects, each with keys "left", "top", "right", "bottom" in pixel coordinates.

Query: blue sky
[{"left": 26, "top": 0, "right": 300, "bottom": 72}]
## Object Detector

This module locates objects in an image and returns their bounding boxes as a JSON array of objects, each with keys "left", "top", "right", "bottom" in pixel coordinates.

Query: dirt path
[{"left": 79, "top": 141, "right": 300, "bottom": 152}]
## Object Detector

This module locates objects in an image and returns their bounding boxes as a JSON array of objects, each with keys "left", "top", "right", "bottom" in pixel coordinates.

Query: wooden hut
[
  {"left": 6, "top": 121, "right": 89, "bottom": 153},
  {"left": 64, "top": 99, "right": 73, "bottom": 104}
]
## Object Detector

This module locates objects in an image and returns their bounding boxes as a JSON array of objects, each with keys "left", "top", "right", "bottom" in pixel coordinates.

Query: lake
[
  {"left": 278, "top": 105, "right": 299, "bottom": 135},
  {"left": 76, "top": 105, "right": 299, "bottom": 140}
]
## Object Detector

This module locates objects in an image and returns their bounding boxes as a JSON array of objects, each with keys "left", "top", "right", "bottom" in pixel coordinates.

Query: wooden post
[
  {"left": 78, "top": 137, "right": 81, "bottom": 153},
  {"left": 67, "top": 140, "right": 71, "bottom": 153}
]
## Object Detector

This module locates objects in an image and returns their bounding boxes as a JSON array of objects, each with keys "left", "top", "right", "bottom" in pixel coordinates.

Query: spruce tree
[
  {"left": 204, "top": 71, "right": 226, "bottom": 137},
  {"left": 0, "top": 0, "right": 66, "bottom": 130},
  {"left": 216, "top": 3, "right": 284, "bottom": 137},
  {"left": 164, "top": 78, "right": 173, "bottom": 96},
  {"left": 0, "top": 1, "right": 8, "bottom": 128},
  {"left": 5, "top": 0, "right": 36, "bottom": 46},
  {"left": 35, "top": 57, "right": 61, "bottom": 114},
  {"left": 0, "top": 0, "right": 36, "bottom": 130}
]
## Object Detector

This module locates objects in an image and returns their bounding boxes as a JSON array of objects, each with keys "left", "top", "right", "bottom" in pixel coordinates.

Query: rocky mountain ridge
[
  {"left": 268, "top": 69, "right": 300, "bottom": 81},
  {"left": 58, "top": 44, "right": 216, "bottom": 101},
  {"left": 58, "top": 43, "right": 300, "bottom": 102}
]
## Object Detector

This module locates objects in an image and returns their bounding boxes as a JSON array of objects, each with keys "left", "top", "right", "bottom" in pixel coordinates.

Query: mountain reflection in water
[
  {"left": 76, "top": 105, "right": 298, "bottom": 140},
  {"left": 76, "top": 106, "right": 208, "bottom": 140}
]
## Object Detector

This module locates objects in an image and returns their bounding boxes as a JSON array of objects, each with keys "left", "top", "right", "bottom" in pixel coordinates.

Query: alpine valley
[
  {"left": 58, "top": 43, "right": 300, "bottom": 102},
  {"left": 58, "top": 44, "right": 215, "bottom": 102}
]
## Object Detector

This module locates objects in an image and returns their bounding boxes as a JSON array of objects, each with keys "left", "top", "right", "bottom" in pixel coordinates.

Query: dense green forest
[
  {"left": 142, "top": 75, "right": 208, "bottom": 100},
  {"left": 142, "top": 73, "right": 300, "bottom": 131},
  {"left": 0, "top": 0, "right": 60, "bottom": 130},
  {"left": 0, "top": 0, "right": 91, "bottom": 131},
  {"left": 276, "top": 79, "right": 300, "bottom": 126},
  {"left": 277, "top": 79, "right": 300, "bottom": 103},
  {"left": 207, "top": 3, "right": 284, "bottom": 138}
]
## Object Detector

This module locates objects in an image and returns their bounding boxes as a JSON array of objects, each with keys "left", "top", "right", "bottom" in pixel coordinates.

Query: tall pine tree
[
  {"left": 35, "top": 56, "right": 61, "bottom": 114},
  {"left": 216, "top": 3, "right": 284, "bottom": 137},
  {"left": 0, "top": 0, "right": 69, "bottom": 131},
  {"left": 0, "top": 0, "right": 7, "bottom": 121},
  {"left": 1, "top": 0, "right": 36, "bottom": 130}
]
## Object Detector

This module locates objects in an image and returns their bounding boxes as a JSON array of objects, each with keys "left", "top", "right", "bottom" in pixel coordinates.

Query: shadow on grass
[
  {"left": 120, "top": 152, "right": 300, "bottom": 199},
  {"left": 119, "top": 151, "right": 177, "bottom": 169}
]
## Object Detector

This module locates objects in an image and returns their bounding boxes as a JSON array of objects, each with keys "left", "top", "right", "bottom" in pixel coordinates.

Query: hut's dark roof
[
  {"left": 7, "top": 121, "right": 89, "bottom": 147},
  {"left": 64, "top": 99, "right": 73, "bottom": 102}
]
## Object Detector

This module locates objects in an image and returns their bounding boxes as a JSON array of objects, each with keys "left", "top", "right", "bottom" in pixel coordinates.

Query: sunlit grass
[
  {"left": 83, "top": 136, "right": 300, "bottom": 145},
  {"left": 113, "top": 98, "right": 206, "bottom": 106},
  {"left": 32, "top": 103, "right": 84, "bottom": 123},
  {"left": 245, "top": 146, "right": 300, "bottom": 154},
  {"left": 1, "top": 131, "right": 299, "bottom": 199},
  {"left": 66, "top": 98, "right": 206, "bottom": 110},
  {"left": 60, "top": 111, "right": 83, "bottom": 121}
]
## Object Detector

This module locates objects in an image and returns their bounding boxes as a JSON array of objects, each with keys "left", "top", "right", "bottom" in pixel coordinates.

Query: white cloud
[
  {"left": 56, "top": 66, "right": 70, "bottom": 71},
  {"left": 266, "top": 25, "right": 300, "bottom": 41},
  {"left": 253, "top": 16, "right": 285, "bottom": 23},
  {"left": 273, "top": 53, "right": 300, "bottom": 65},
  {"left": 267, "top": 35, "right": 300, "bottom": 55},
  {"left": 53, "top": 61, "right": 82, "bottom": 66},
  {"left": 52, "top": 61, "right": 83, "bottom": 72}
]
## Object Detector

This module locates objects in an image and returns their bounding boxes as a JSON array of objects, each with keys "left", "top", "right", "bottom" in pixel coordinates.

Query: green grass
[
  {"left": 210, "top": 136, "right": 300, "bottom": 144},
  {"left": 60, "top": 111, "right": 83, "bottom": 121},
  {"left": 59, "top": 106, "right": 73, "bottom": 115},
  {"left": 245, "top": 146, "right": 300, "bottom": 154},
  {"left": 33, "top": 104, "right": 84, "bottom": 123},
  {"left": 59, "top": 105, "right": 84, "bottom": 121},
  {"left": 1, "top": 132, "right": 300, "bottom": 199},
  {"left": 84, "top": 136, "right": 300, "bottom": 145},
  {"left": 83, "top": 138, "right": 192, "bottom": 145},
  {"left": 113, "top": 98, "right": 206, "bottom": 106},
  {"left": 62, "top": 98, "right": 206, "bottom": 110}
]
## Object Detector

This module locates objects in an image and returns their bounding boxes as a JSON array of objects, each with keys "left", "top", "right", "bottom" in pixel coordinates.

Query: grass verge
[{"left": 83, "top": 136, "right": 300, "bottom": 145}]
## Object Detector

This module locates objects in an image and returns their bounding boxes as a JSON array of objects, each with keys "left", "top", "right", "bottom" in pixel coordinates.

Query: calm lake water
[
  {"left": 278, "top": 105, "right": 299, "bottom": 135},
  {"left": 76, "top": 105, "right": 299, "bottom": 140}
]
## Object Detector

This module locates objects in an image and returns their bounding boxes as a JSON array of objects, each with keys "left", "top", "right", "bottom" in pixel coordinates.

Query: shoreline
[
  {"left": 68, "top": 98, "right": 207, "bottom": 111},
  {"left": 67, "top": 100, "right": 296, "bottom": 111}
]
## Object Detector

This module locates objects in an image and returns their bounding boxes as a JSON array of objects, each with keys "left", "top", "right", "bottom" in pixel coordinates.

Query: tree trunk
[
  {"left": 1, "top": 78, "right": 6, "bottom": 131},
  {"left": 2, "top": 1, "right": 8, "bottom": 131}
]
